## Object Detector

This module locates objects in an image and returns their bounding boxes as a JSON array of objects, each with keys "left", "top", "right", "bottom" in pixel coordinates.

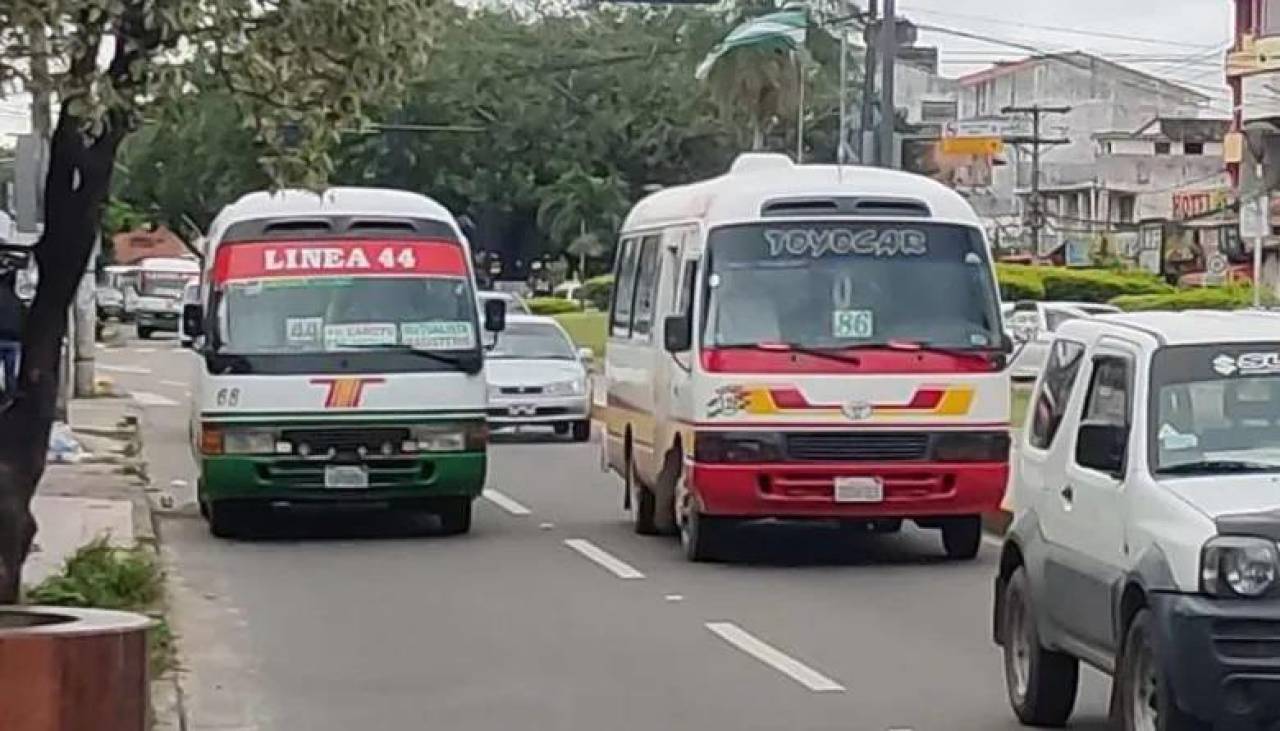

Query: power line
[{"left": 897, "top": 4, "right": 1225, "bottom": 50}]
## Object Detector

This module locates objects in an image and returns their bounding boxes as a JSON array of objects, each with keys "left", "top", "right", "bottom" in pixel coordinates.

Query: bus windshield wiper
[
  {"left": 1157, "top": 460, "right": 1280, "bottom": 476},
  {"left": 875, "top": 339, "right": 1001, "bottom": 358},
  {"left": 717, "top": 341, "right": 866, "bottom": 366}
]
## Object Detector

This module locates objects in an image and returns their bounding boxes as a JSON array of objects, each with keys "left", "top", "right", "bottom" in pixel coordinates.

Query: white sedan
[
  {"left": 485, "top": 315, "right": 593, "bottom": 441},
  {"left": 1004, "top": 301, "right": 1121, "bottom": 381}
]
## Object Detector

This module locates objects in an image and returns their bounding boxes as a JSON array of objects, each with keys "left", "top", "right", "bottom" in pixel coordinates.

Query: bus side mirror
[
  {"left": 182, "top": 303, "right": 203, "bottom": 341},
  {"left": 663, "top": 314, "right": 692, "bottom": 353},
  {"left": 483, "top": 298, "right": 507, "bottom": 333}
]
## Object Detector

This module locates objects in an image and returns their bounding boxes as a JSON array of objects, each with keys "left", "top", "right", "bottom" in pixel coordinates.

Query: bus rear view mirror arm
[{"left": 664, "top": 314, "right": 692, "bottom": 353}]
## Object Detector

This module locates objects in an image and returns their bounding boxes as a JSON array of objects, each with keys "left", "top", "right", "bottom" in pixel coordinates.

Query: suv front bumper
[{"left": 1151, "top": 592, "right": 1280, "bottom": 729}]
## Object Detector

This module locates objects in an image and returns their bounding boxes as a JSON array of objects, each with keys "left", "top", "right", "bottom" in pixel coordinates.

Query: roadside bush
[
  {"left": 995, "top": 264, "right": 1045, "bottom": 301},
  {"left": 581, "top": 274, "right": 613, "bottom": 311},
  {"left": 1039, "top": 268, "right": 1172, "bottom": 302},
  {"left": 1111, "top": 286, "right": 1270, "bottom": 312},
  {"left": 526, "top": 297, "right": 581, "bottom": 316}
]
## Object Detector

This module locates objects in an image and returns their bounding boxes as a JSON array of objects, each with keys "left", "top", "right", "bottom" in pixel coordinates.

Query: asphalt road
[{"left": 95, "top": 333, "right": 1114, "bottom": 731}]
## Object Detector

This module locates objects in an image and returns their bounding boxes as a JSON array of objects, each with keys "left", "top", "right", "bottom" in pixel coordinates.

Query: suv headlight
[
  {"left": 1201, "top": 536, "right": 1280, "bottom": 598},
  {"left": 544, "top": 379, "right": 584, "bottom": 396}
]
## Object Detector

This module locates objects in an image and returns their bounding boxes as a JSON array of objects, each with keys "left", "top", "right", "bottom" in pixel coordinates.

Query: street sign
[
  {"left": 1205, "top": 253, "right": 1229, "bottom": 286},
  {"left": 1240, "top": 193, "right": 1270, "bottom": 239},
  {"left": 943, "top": 118, "right": 1033, "bottom": 139},
  {"left": 940, "top": 137, "right": 1002, "bottom": 156}
]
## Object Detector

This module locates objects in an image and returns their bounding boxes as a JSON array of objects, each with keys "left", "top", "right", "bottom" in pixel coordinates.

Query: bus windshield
[
  {"left": 701, "top": 222, "right": 1001, "bottom": 351},
  {"left": 210, "top": 239, "right": 478, "bottom": 356}
]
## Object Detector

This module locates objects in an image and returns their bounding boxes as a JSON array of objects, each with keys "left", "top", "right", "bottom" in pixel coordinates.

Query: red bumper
[{"left": 690, "top": 461, "right": 1008, "bottom": 519}]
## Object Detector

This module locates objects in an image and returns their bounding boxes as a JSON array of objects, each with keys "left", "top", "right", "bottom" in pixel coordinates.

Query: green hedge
[
  {"left": 582, "top": 274, "right": 613, "bottom": 311},
  {"left": 1111, "top": 286, "right": 1269, "bottom": 312},
  {"left": 526, "top": 297, "right": 582, "bottom": 315},
  {"left": 1039, "top": 268, "right": 1172, "bottom": 302},
  {"left": 995, "top": 264, "right": 1045, "bottom": 301}
]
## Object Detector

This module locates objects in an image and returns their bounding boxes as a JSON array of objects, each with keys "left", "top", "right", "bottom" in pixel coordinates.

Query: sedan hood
[
  {"left": 485, "top": 358, "right": 584, "bottom": 387},
  {"left": 1163, "top": 474, "right": 1280, "bottom": 520}
]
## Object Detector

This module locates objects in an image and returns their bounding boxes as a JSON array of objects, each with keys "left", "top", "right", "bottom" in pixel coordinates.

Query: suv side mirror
[
  {"left": 1076, "top": 421, "right": 1127, "bottom": 476},
  {"left": 182, "top": 303, "right": 204, "bottom": 341},
  {"left": 483, "top": 299, "right": 507, "bottom": 333},
  {"left": 663, "top": 314, "right": 692, "bottom": 353}
]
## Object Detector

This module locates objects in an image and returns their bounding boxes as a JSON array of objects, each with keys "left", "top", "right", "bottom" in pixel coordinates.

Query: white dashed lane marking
[
  {"left": 132, "top": 391, "right": 180, "bottom": 407},
  {"left": 482, "top": 489, "right": 532, "bottom": 516},
  {"left": 705, "top": 622, "right": 845, "bottom": 693},
  {"left": 563, "top": 538, "right": 645, "bottom": 580},
  {"left": 160, "top": 380, "right": 187, "bottom": 388},
  {"left": 99, "top": 364, "right": 152, "bottom": 375}
]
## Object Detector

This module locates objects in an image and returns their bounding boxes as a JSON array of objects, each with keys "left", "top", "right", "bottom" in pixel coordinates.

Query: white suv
[{"left": 994, "top": 311, "right": 1280, "bottom": 731}]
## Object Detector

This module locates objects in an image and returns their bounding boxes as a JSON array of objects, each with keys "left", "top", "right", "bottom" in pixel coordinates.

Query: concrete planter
[{"left": 0, "top": 606, "right": 154, "bottom": 731}]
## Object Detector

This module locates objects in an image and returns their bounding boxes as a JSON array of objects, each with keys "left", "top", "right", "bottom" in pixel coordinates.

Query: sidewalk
[{"left": 25, "top": 397, "right": 152, "bottom": 585}]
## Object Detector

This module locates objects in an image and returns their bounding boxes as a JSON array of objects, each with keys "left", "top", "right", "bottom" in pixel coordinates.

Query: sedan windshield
[
  {"left": 701, "top": 222, "right": 1000, "bottom": 350},
  {"left": 1152, "top": 345, "right": 1280, "bottom": 474},
  {"left": 488, "top": 323, "right": 576, "bottom": 360}
]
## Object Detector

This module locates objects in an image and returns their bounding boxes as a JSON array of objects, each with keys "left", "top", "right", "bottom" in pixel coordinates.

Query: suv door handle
[{"left": 1060, "top": 485, "right": 1074, "bottom": 502}]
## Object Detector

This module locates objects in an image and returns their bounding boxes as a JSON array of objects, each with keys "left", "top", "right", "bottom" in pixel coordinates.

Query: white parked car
[
  {"left": 995, "top": 311, "right": 1280, "bottom": 731},
  {"left": 485, "top": 315, "right": 592, "bottom": 440},
  {"left": 1005, "top": 301, "right": 1121, "bottom": 381}
]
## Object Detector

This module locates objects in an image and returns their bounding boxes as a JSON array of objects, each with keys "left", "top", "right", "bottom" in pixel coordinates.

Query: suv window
[
  {"left": 1082, "top": 355, "right": 1131, "bottom": 427},
  {"left": 1029, "top": 340, "right": 1086, "bottom": 449}
]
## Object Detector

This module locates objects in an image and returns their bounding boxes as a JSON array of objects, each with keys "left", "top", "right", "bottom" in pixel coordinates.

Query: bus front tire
[
  {"left": 942, "top": 515, "right": 983, "bottom": 560},
  {"left": 681, "top": 507, "right": 726, "bottom": 562},
  {"left": 207, "top": 502, "right": 252, "bottom": 539},
  {"left": 437, "top": 498, "right": 473, "bottom": 535}
]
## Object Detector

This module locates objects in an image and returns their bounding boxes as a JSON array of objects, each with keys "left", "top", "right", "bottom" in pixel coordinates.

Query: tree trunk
[{"left": 0, "top": 112, "right": 123, "bottom": 603}]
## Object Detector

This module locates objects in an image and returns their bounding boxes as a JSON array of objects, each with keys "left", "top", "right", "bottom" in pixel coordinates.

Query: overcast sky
[
  {"left": 902, "top": 0, "right": 1234, "bottom": 113},
  {"left": 0, "top": 0, "right": 1238, "bottom": 142}
]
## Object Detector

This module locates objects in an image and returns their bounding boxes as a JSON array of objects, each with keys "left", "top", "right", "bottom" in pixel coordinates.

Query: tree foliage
[{"left": 0, "top": 0, "right": 441, "bottom": 603}]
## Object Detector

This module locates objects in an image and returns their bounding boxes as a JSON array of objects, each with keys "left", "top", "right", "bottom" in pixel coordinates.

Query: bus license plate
[
  {"left": 834, "top": 477, "right": 883, "bottom": 503},
  {"left": 325, "top": 465, "right": 369, "bottom": 489}
]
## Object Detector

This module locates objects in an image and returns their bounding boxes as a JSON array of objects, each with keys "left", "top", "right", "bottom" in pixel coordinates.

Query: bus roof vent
[
  {"left": 261, "top": 219, "right": 333, "bottom": 235},
  {"left": 729, "top": 153, "right": 794, "bottom": 176},
  {"left": 348, "top": 219, "right": 419, "bottom": 234},
  {"left": 761, "top": 196, "right": 931, "bottom": 218}
]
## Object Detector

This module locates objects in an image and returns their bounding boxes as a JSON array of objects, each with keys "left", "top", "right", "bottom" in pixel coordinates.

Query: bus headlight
[
  {"left": 221, "top": 428, "right": 278, "bottom": 455},
  {"left": 1202, "top": 537, "right": 1280, "bottom": 598},
  {"left": 410, "top": 423, "right": 486, "bottom": 452},
  {"left": 693, "top": 431, "right": 785, "bottom": 463}
]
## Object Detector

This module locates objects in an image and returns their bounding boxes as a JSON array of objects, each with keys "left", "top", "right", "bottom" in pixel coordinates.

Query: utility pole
[
  {"left": 858, "top": 0, "right": 878, "bottom": 164},
  {"left": 876, "top": 0, "right": 896, "bottom": 168},
  {"left": 1002, "top": 104, "right": 1071, "bottom": 260}
]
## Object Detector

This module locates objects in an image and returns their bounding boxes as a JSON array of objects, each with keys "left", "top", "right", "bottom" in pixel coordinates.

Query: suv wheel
[
  {"left": 1002, "top": 567, "right": 1079, "bottom": 727},
  {"left": 1116, "top": 609, "right": 1209, "bottom": 731},
  {"left": 941, "top": 516, "right": 982, "bottom": 559},
  {"left": 571, "top": 420, "right": 591, "bottom": 442}
]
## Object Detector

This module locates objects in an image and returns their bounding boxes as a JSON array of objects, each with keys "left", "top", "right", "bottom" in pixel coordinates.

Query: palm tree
[
  {"left": 536, "top": 167, "right": 628, "bottom": 278},
  {"left": 704, "top": 45, "right": 803, "bottom": 150}
]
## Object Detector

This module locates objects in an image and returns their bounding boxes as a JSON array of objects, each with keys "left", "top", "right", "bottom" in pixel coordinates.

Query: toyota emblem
[{"left": 841, "top": 400, "right": 874, "bottom": 421}]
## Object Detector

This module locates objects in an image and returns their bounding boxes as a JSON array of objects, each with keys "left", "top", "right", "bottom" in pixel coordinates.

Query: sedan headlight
[
  {"left": 221, "top": 428, "right": 278, "bottom": 455},
  {"left": 544, "top": 379, "right": 584, "bottom": 396},
  {"left": 1202, "top": 536, "right": 1280, "bottom": 598}
]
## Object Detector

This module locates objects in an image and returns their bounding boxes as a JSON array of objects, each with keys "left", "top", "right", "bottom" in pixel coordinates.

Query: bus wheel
[
  {"left": 630, "top": 456, "right": 659, "bottom": 536},
  {"left": 680, "top": 504, "right": 725, "bottom": 562},
  {"left": 942, "top": 516, "right": 983, "bottom": 560},
  {"left": 208, "top": 502, "right": 251, "bottom": 539},
  {"left": 437, "top": 498, "right": 473, "bottom": 535}
]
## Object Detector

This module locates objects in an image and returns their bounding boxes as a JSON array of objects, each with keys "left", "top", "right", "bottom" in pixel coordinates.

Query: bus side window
[
  {"left": 676, "top": 260, "right": 697, "bottom": 318},
  {"left": 611, "top": 237, "right": 639, "bottom": 338},
  {"left": 631, "top": 234, "right": 661, "bottom": 338}
]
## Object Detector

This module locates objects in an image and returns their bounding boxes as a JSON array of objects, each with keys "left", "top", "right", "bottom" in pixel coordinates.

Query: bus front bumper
[
  {"left": 690, "top": 461, "right": 1008, "bottom": 519},
  {"left": 199, "top": 451, "right": 486, "bottom": 506}
]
